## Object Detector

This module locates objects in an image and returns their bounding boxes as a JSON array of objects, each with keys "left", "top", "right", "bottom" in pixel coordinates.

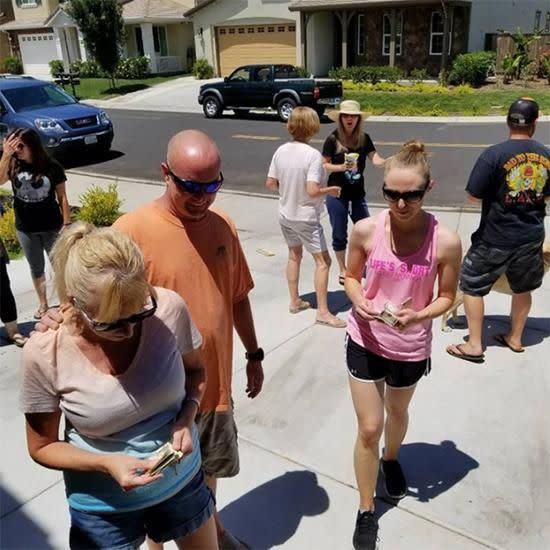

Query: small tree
[{"left": 67, "top": 0, "right": 124, "bottom": 88}]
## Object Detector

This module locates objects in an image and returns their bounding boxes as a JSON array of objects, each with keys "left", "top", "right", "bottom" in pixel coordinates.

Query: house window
[
  {"left": 153, "top": 26, "right": 168, "bottom": 56},
  {"left": 248, "top": 28, "right": 254, "bottom": 33},
  {"left": 430, "top": 11, "right": 452, "bottom": 55},
  {"left": 229, "top": 28, "right": 236, "bottom": 34},
  {"left": 267, "top": 26, "right": 275, "bottom": 32},
  {"left": 20, "top": 0, "right": 39, "bottom": 7},
  {"left": 257, "top": 27, "right": 265, "bottom": 33},
  {"left": 219, "top": 28, "right": 227, "bottom": 35},
  {"left": 357, "top": 14, "right": 366, "bottom": 56},
  {"left": 289, "top": 25, "right": 296, "bottom": 32},
  {"left": 277, "top": 26, "right": 285, "bottom": 32},
  {"left": 382, "top": 11, "right": 402, "bottom": 56},
  {"left": 238, "top": 28, "right": 245, "bottom": 34}
]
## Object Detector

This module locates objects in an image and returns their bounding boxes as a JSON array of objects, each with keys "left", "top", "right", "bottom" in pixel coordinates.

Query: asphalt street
[{"left": 70, "top": 110, "right": 550, "bottom": 208}]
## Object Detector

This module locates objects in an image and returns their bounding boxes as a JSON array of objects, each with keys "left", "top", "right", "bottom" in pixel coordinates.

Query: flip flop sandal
[
  {"left": 494, "top": 334, "right": 524, "bottom": 353},
  {"left": 34, "top": 306, "right": 48, "bottom": 320},
  {"left": 446, "top": 343, "right": 485, "bottom": 363},
  {"left": 289, "top": 300, "right": 311, "bottom": 314},
  {"left": 9, "top": 333, "right": 28, "bottom": 348},
  {"left": 315, "top": 317, "right": 347, "bottom": 328}
]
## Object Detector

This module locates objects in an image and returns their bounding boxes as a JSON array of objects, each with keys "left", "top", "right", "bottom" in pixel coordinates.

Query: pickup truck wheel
[
  {"left": 233, "top": 109, "right": 250, "bottom": 118},
  {"left": 203, "top": 95, "right": 222, "bottom": 118},
  {"left": 277, "top": 98, "right": 296, "bottom": 122}
]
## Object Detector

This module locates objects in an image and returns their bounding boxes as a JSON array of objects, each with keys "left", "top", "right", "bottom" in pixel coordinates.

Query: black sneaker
[
  {"left": 352, "top": 510, "right": 379, "bottom": 550},
  {"left": 381, "top": 458, "right": 407, "bottom": 499}
]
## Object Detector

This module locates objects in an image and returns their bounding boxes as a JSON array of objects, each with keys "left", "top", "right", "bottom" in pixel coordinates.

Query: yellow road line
[{"left": 233, "top": 134, "right": 490, "bottom": 148}]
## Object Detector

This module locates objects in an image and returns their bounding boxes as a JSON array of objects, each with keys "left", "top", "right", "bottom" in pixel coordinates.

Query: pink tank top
[{"left": 347, "top": 210, "right": 438, "bottom": 361}]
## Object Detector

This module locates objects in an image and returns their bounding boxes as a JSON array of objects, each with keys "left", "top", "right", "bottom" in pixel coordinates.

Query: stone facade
[{"left": 342, "top": 6, "right": 470, "bottom": 76}]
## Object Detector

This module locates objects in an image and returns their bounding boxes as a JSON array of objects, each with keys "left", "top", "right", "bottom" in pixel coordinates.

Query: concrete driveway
[{"left": 84, "top": 76, "right": 221, "bottom": 114}]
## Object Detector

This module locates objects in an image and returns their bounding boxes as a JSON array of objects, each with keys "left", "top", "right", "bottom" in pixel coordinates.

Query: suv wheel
[
  {"left": 277, "top": 97, "right": 296, "bottom": 122},
  {"left": 203, "top": 95, "right": 222, "bottom": 118}
]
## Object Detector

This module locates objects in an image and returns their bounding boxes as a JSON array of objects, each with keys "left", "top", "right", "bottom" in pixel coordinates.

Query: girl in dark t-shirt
[
  {"left": 0, "top": 128, "right": 70, "bottom": 319},
  {"left": 322, "top": 100, "right": 386, "bottom": 284}
]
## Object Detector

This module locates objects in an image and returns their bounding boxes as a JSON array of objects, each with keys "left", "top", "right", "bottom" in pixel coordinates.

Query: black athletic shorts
[
  {"left": 460, "top": 239, "right": 544, "bottom": 297},
  {"left": 346, "top": 335, "right": 431, "bottom": 389}
]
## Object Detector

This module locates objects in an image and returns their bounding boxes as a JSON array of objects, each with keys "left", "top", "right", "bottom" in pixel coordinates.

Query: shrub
[
  {"left": 192, "top": 58, "right": 214, "bottom": 79},
  {"left": 520, "top": 60, "right": 538, "bottom": 82},
  {"left": 410, "top": 83, "right": 449, "bottom": 94},
  {"left": 540, "top": 56, "right": 550, "bottom": 85},
  {"left": 0, "top": 206, "right": 20, "bottom": 257},
  {"left": 378, "top": 66, "right": 404, "bottom": 83},
  {"left": 49, "top": 59, "right": 65, "bottom": 77},
  {"left": 77, "top": 183, "right": 122, "bottom": 226},
  {"left": 410, "top": 68, "right": 429, "bottom": 82},
  {"left": 448, "top": 51, "right": 496, "bottom": 86},
  {"left": 328, "top": 65, "right": 403, "bottom": 84},
  {"left": 294, "top": 66, "right": 311, "bottom": 78},
  {"left": 115, "top": 56, "right": 150, "bottom": 79},
  {"left": 371, "top": 82, "right": 401, "bottom": 92},
  {"left": 2, "top": 56, "right": 23, "bottom": 75},
  {"left": 74, "top": 59, "right": 104, "bottom": 77},
  {"left": 454, "top": 84, "right": 475, "bottom": 94}
]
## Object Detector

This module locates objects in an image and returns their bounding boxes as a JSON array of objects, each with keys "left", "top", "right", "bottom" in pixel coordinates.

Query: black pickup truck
[{"left": 198, "top": 64, "right": 342, "bottom": 122}]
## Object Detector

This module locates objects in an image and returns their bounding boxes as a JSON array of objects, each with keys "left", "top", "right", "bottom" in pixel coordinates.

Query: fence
[{"left": 496, "top": 33, "right": 550, "bottom": 71}]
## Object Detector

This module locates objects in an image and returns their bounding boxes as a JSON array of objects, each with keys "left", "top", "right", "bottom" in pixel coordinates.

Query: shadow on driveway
[
  {"left": 0, "top": 485, "right": 56, "bottom": 549},
  {"left": 375, "top": 440, "right": 479, "bottom": 517},
  {"left": 220, "top": 470, "right": 330, "bottom": 550}
]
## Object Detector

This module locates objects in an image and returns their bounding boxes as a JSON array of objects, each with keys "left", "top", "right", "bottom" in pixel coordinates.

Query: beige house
[
  {"left": 0, "top": 1, "right": 15, "bottom": 61},
  {"left": 0, "top": 0, "right": 195, "bottom": 79},
  {"left": 185, "top": 0, "right": 550, "bottom": 77}
]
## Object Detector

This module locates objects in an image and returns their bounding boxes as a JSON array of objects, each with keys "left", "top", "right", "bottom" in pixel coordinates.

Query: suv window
[
  {"left": 2, "top": 84, "right": 76, "bottom": 112},
  {"left": 228, "top": 67, "right": 251, "bottom": 82},
  {"left": 252, "top": 66, "right": 271, "bottom": 82}
]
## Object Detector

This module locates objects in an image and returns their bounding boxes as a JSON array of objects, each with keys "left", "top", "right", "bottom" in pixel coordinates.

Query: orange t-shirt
[{"left": 114, "top": 201, "right": 254, "bottom": 413}]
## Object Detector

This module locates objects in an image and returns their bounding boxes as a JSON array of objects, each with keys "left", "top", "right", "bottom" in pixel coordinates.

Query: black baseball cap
[{"left": 507, "top": 97, "right": 539, "bottom": 126}]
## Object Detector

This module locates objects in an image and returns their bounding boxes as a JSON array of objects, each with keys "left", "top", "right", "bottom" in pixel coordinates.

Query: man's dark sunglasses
[
  {"left": 76, "top": 295, "right": 157, "bottom": 332},
  {"left": 168, "top": 166, "right": 224, "bottom": 194},
  {"left": 382, "top": 185, "right": 427, "bottom": 204}
]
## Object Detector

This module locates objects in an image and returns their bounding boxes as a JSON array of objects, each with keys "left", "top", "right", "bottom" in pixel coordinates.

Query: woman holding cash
[
  {"left": 344, "top": 141, "right": 462, "bottom": 550},
  {"left": 20, "top": 222, "right": 218, "bottom": 549},
  {"left": 322, "top": 100, "right": 386, "bottom": 285}
]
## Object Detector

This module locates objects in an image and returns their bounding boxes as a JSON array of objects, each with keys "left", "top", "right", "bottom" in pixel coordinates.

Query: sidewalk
[{"left": 1, "top": 172, "right": 549, "bottom": 550}]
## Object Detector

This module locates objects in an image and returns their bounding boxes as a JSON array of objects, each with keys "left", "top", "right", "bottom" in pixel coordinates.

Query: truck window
[
  {"left": 228, "top": 67, "right": 252, "bottom": 82},
  {"left": 253, "top": 66, "right": 271, "bottom": 82},
  {"left": 274, "top": 65, "right": 299, "bottom": 79}
]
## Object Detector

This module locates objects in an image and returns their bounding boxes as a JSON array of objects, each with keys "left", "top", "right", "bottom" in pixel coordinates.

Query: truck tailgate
[{"left": 315, "top": 79, "right": 343, "bottom": 99}]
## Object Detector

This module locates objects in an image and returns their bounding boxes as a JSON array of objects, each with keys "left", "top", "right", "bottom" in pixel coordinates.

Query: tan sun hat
[{"left": 327, "top": 100, "right": 370, "bottom": 122}]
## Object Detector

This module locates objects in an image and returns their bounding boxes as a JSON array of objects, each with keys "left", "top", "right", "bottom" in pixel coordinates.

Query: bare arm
[
  {"left": 25, "top": 411, "right": 162, "bottom": 491},
  {"left": 368, "top": 151, "right": 386, "bottom": 167},
  {"left": 265, "top": 176, "right": 279, "bottom": 192},
  {"left": 306, "top": 180, "right": 341, "bottom": 198},
  {"left": 171, "top": 348, "right": 207, "bottom": 452},
  {"left": 466, "top": 192, "right": 482, "bottom": 204},
  {"left": 55, "top": 182, "right": 71, "bottom": 226},
  {"left": 233, "top": 296, "right": 264, "bottom": 399},
  {"left": 322, "top": 155, "right": 347, "bottom": 174},
  {"left": 344, "top": 218, "right": 379, "bottom": 319}
]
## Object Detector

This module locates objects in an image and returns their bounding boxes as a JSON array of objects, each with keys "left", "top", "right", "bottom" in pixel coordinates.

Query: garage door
[
  {"left": 216, "top": 24, "right": 296, "bottom": 77},
  {"left": 18, "top": 33, "right": 57, "bottom": 79}
]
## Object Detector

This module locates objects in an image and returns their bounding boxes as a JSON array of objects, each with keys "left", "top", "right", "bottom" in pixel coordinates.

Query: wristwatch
[{"left": 245, "top": 347, "right": 264, "bottom": 361}]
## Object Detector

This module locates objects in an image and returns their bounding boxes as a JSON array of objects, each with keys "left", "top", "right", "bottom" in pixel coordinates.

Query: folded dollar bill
[{"left": 149, "top": 442, "right": 183, "bottom": 476}]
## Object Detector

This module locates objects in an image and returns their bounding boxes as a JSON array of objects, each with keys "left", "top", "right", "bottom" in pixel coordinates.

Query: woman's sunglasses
[
  {"left": 167, "top": 166, "right": 224, "bottom": 194},
  {"left": 382, "top": 185, "right": 427, "bottom": 204},
  {"left": 75, "top": 295, "right": 157, "bottom": 332}
]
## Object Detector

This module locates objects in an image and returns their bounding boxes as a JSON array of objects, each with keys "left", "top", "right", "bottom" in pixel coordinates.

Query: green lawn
[
  {"left": 344, "top": 87, "right": 550, "bottom": 116},
  {"left": 66, "top": 73, "right": 190, "bottom": 100}
]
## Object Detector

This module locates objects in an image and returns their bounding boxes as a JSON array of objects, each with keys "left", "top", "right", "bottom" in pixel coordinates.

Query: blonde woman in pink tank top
[{"left": 344, "top": 141, "right": 462, "bottom": 550}]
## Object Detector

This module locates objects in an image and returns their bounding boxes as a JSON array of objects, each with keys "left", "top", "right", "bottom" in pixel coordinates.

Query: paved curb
[{"left": 67, "top": 169, "right": 481, "bottom": 213}]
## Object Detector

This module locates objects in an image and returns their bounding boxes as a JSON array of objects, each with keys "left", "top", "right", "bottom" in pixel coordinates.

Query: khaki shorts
[
  {"left": 280, "top": 219, "right": 327, "bottom": 254},
  {"left": 195, "top": 408, "right": 239, "bottom": 478}
]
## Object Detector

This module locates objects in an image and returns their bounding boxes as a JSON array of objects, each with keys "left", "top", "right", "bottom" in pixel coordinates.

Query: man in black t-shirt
[{"left": 447, "top": 98, "right": 550, "bottom": 363}]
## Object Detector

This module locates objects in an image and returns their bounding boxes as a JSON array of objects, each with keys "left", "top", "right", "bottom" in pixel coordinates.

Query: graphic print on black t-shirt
[
  {"left": 502, "top": 152, "right": 549, "bottom": 206},
  {"left": 13, "top": 171, "right": 53, "bottom": 203},
  {"left": 11, "top": 160, "right": 66, "bottom": 232}
]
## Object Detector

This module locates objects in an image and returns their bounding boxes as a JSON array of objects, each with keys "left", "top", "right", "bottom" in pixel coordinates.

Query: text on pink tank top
[{"left": 346, "top": 210, "right": 438, "bottom": 361}]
